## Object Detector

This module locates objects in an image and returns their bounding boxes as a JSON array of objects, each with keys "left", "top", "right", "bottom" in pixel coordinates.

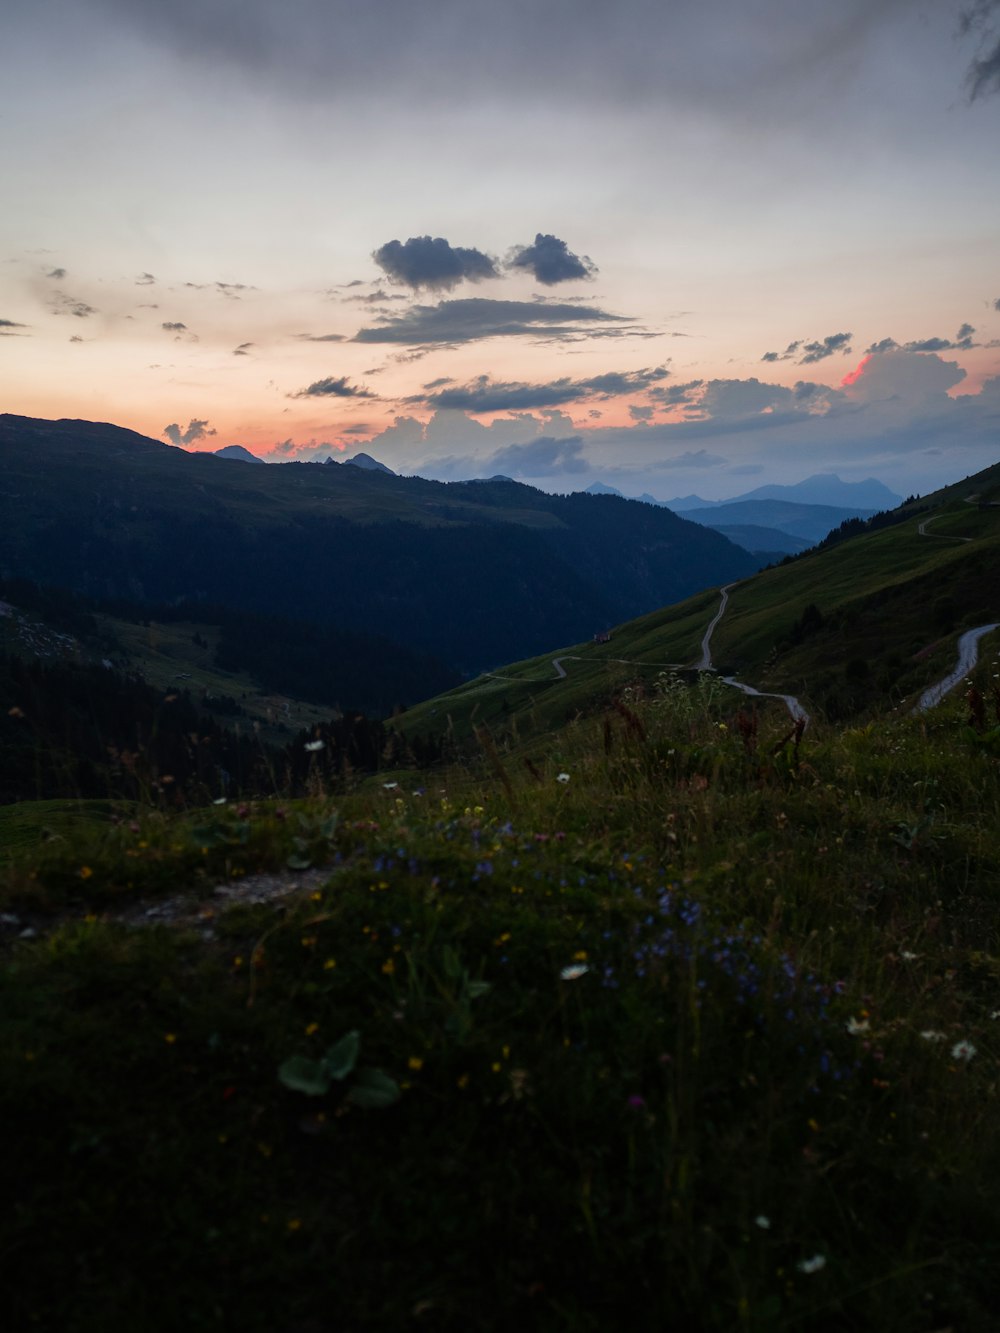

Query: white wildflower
[
  {"left": 920, "top": 1030, "right": 947, "bottom": 1042},
  {"left": 556, "top": 772, "right": 570, "bottom": 783},
  {"left": 846, "top": 1016, "right": 869, "bottom": 1035},
  {"left": 560, "top": 964, "right": 589, "bottom": 981},
  {"left": 754, "top": 1215, "right": 771, "bottom": 1230},
  {"left": 304, "top": 739, "right": 324, "bottom": 752},
  {"left": 797, "top": 1254, "right": 826, "bottom": 1275},
  {"left": 951, "top": 1039, "right": 976, "bottom": 1061},
  {"left": 899, "top": 950, "right": 920, "bottom": 961},
  {"left": 212, "top": 797, "right": 227, "bottom": 805},
  {"left": 383, "top": 781, "right": 399, "bottom": 790}
]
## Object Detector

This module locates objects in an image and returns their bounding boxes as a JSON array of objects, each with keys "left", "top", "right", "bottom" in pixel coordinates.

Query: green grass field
[{"left": 3, "top": 655, "right": 1000, "bottom": 1330}]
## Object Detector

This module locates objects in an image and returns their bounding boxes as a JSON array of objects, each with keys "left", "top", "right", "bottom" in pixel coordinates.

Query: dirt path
[
  {"left": 697, "top": 582, "right": 736, "bottom": 670},
  {"left": 913, "top": 624, "right": 999, "bottom": 713},
  {"left": 696, "top": 581, "right": 810, "bottom": 725},
  {"left": 917, "top": 515, "right": 973, "bottom": 542}
]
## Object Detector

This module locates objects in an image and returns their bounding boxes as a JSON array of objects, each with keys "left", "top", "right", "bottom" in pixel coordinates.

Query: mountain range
[
  {"left": 0, "top": 414, "right": 757, "bottom": 683},
  {"left": 583, "top": 474, "right": 903, "bottom": 553}
]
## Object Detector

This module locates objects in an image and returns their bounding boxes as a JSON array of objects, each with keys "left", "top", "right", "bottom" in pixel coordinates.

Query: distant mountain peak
[
  {"left": 214, "top": 444, "right": 265, "bottom": 464},
  {"left": 583, "top": 481, "right": 624, "bottom": 497},
  {"left": 344, "top": 452, "right": 395, "bottom": 475}
]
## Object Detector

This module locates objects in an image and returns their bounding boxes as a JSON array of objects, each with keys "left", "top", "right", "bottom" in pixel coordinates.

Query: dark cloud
[
  {"left": 290, "top": 375, "right": 376, "bottom": 399},
  {"left": 1, "top": 318, "right": 28, "bottom": 336},
  {"left": 353, "top": 297, "right": 631, "bottom": 345},
  {"left": 962, "top": 1, "right": 1000, "bottom": 99},
  {"left": 649, "top": 380, "right": 704, "bottom": 407},
  {"left": 136, "top": 272, "right": 156, "bottom": 285},
  {"left": 629, "top": 405, "right": 655, "bottom": 421},
  {"left": 295, "top": 332, "right": 345, "bottom": 342},
  {"left": 233, "top": 342, "right": 253, "bottom": 355},
  {"left": 419, "top": 365, "right": 668, "bottom": 412},
  {"left": 507, "top": 234, "right": 596, "bottom": 286},
  {"left": 69, "top": 335, "right": 84, "bottom": 343},
  {"left": 761, "top": 338, "right": 802, "bottom": 362},
  {"left": 422, "top": 376, "right": 453, "bottom": 389},
  {"left": 762, "top": 334, "right": 851, "bottom": 364},
  {"left": 182, "top": 280, "right": 254, "bottom": 297},
  {"left": 903, "top": 323, "right": 977, "bottom": 352},
  {"left": 865, "top": 337, "right": 899, "bottom": 354},
  {"left": 88, "top": 0, "right": 918, "bottom": 121},
  {"left": 46, "top": 267, "right": 66, "bottom": 279},
  {"left": 994, "top": 297, "right": 1000, "bottom": 311},
  {"left": 372, "top": 236, "right": 499, "bottom": 292},
  {"left": 344, "top": 287, "right": 409, "bottom": 305},
  {"left": 798, "top": 331, "right": 853, "bottom": 363},
  {"left": 162, "top": 321, "right": 187, "bottom": 331},
  {"left": 905, "top": 337, "right": 954, "bottom": 353},
  {"left": 50, "top": 292, "right": 96, "bottom": 318},
  {"left": 163, "top": 419, "right": 216, "bottom": 446}
]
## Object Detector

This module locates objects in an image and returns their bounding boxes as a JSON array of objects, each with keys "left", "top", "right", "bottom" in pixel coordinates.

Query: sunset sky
[{"left": 2, "top": 0, "right": 999, "bottom": 499}]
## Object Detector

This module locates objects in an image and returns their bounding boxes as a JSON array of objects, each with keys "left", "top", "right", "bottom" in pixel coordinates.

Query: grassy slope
[
  {"left": 1, "top": 602, "right": 337, "bottom": 747},
  {"left": 3, "top": 671, "right": 1000, "bottom": 1330},
  {"left": 395, "top": 482, "right": 1000, "bottom": 743}
]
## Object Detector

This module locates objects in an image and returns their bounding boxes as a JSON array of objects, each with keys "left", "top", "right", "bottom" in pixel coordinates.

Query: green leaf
[
  {"left": 346, "top": 1067, "right": 400, "bottom": 1109},
  {"left": 322, "top": 1029, "right": 360, "bottom": 1081},
  {"left": 441, "top": 945, "right": 462, "bottom": 980},
  {"left": 278, "top": 1055, "right": 332, "bottom": 1096},
  {"left": 466, "top": 980, "right": 492, "bottom": 999}
]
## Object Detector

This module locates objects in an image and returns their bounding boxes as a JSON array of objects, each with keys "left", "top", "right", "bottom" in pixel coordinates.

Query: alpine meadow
[{"left": 3, "top": 2, "right": 1000, "bottom": 1330}]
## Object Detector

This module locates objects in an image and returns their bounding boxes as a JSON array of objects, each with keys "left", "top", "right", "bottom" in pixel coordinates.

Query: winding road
[
  {"left": 473, "top": 500, "right": 995, "bottom": 721},
  {"left": 695, "top": 582, "right": 811, "bottom": 725},
  {"left": 913, "top": 624, "right": 999, "bottom": 713}
]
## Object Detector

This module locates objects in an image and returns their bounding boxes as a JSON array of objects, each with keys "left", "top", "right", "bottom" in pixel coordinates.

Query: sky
[{"left": 2, "top": 0, "right": 999, "bottom": 500}]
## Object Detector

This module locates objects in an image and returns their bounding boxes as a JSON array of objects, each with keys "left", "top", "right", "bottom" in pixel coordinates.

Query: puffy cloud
[
  {"left": 289, "top": 375, "right": 377, "bottom": 399},
  {"left": 353, "top": 297, "right": 632, "bottom": 345},
  {"left": 700, "top": 378, "right": 796, "bottom": 417},
  {"left": 506, "top": 234, "right": 596, "bottom": 286},
  {"left": 840, "top": 347, "right": 966, "bottom": 400},
  {"left": 422, "top": 435, "right": 588, "bottom": 482},
  {"left": 268, "top": 437, "right": 344, "bottom": 461},
  {"left": 419, "top": 365, "right": 668, "bottom": 412},
  {"left": 650, "top": 380, "right": 704, "bottom": 408},
  {"left": 372, "top": 236, "right": 499, "bottom": 292},
  {"left": 46, "top": 267, "right": 66, "bottom": 280},
  {"left": 163, "top": 419, "right": 216, "bottom": 446},
  {"left": 865, "top": 337, "right": 899, "bottom": 354}
]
